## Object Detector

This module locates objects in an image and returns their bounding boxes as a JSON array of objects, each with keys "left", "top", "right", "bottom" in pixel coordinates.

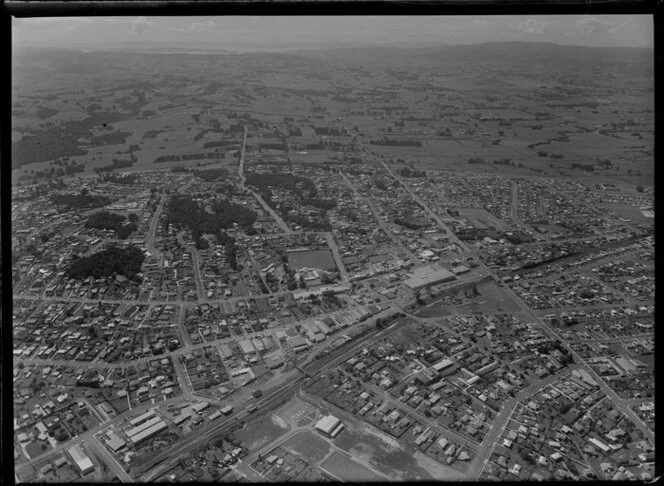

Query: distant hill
[{"left": 416, "top": 41, "right": 653, "bottom": 64}]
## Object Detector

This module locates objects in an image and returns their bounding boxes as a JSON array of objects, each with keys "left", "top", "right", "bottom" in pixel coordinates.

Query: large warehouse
[
  {"left": 315, "top": 415, "right": 344, "bottom": 438},
  {"left": 403, "top": 264, "right": 456, "bottom": 290},
  {"left": 67, "top": 444, "right": 94, "bottom": 475}
]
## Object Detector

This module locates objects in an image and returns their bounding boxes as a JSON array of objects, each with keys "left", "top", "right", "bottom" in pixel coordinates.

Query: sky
[{"left": 12, "top": 16, "right": 653, "bottom": 51}]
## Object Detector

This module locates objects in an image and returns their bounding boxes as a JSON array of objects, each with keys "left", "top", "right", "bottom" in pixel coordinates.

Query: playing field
[
  {"left": 319, "top": 451, "right": 385, "bottom": 482},
  {"left": 279, "top": 430, "right": 332, "bottom": 463}
]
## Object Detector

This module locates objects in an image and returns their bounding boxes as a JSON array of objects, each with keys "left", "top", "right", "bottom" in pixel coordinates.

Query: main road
[
  {"left": 237, "top": 126, "right": 292, "bottom": 234},
  {"left": 145, "top": 193, "right": 165, "bottom": 263},
  {"left": 340, "top": 170, "right": 418, "bottom": 261},
  {"left": 355, "top": 138, "right": 655, "bottom": 472}
]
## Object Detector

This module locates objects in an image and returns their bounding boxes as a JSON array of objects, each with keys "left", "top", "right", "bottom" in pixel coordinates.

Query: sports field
[{"left": 319, "top": 451, "right": 385, "bottom": 482}]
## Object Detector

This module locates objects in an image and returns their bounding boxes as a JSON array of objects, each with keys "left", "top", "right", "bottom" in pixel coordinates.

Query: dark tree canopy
[
  {"left": 85, "top": 210, "right": 137, "bottom": 239},
  {"left": 67, "top": 245, "right": 145, "bottom": 281}
]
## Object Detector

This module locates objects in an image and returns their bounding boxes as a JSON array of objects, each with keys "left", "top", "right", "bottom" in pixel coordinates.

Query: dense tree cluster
[
  {"left": 166, "top": 195, "right": 257, "bottom": 248},
  {"left": 302, "top": 198, "right": 337, "bottom": 211},
  {"left": 143, "top": 129, "right": 166, "bottom": 139},
  {"left": 94, "top": 159, "right": 135, "bottom": 173},
  {"left": 394, "top": 217, "right": 429, "bottom": 230},
  {"left": 313, "top": 126, "right": 347, "bottom": 136},
  {"left": 192, "top": 168, "right": 229, "bottom": 182},
  {"left": 258, "top": 142, "right": 288, "bottom": 151},
  {"left": 369, "top": 137, "right": 422, "bottom": 147},
  {"left": 85, "top": 210, "right": 137, "bottom": 239},
  {"left": 571, "top": 163, "right": 596, "bottom": 172},
  {"left": 155, "top": 155, "right": 181, "bottom": 163},
  {"left": 397, "top": 166, "right": 427, "bottom": 177},
  {"left": 154, "top": 152, "right": 224, "bottom": 163},
  {"left": 67, "top": 245, "right": 145, "bottom": 281},
  {"left": 50, "top": 193, "right": 112, "bottom": 210},
  {"left": 35, "top": 106, "right": 59, "bottom": 119},
  {"left": 90, "top": 131, "right": 131, "bottom": 146},
  {"left": 202, "top": 140, "right": 236, "bottom": 149},
  {"left": 193, "top": 129, "right": 209, "bottom": 141},
  {"left": 13, "top": 111, "right": 127, "bottom": 168},
  {"left": 245, "top": 172, "right": 316, "bottom": 197},
  {"left": 282, "top": 212, "right": 331, "bottom": 231}
]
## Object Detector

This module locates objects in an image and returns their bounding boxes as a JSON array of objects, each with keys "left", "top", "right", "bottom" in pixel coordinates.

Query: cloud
[
  {"left": 187, "top": 20, "right": 217, "bottom": 33},
  {"left": 128, "top": 17, "right": 155, "bottom": 35},
  {"left": 514, "top": 19, "right": 557, "bottom": 35},
  {"left": 575, "top": 17, "right": 617, "bottom": 36}
]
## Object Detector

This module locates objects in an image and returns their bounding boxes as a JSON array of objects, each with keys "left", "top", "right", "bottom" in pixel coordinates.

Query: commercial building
[
  {"left": 432, "top": 358, "right": 454, "bottom": 372},
  {"left": 125, "top": 416, "right": 163, "bottom": 440},
  {"left": 192, "top": 401, "right": 210, "bottom": 413},
  {"left": 239, "top": 340, "right": 256, "bottom": 355},
  {"left": 67, "top": 444, "right": 94, "bottom": 474},
  {"left": 105, "top": 432, "right": 126, "bottom": 452},
  {"left": 403, "top": 264, "right": 456, "bottom": 290},
  {"left": 128, "top": 420, "right": 168, "bottom": 445},
  {"left": 315, "top": 415, "right": 344, "bottom": 437},
  {"left": 129, "top": 410, "right": 157, "bottom": 427},
  {"left": 287, "top": 335, "right": 309, "bottom": 353},
  {"left": 451, "top": 265, "right": 471, "bottom": 275}
]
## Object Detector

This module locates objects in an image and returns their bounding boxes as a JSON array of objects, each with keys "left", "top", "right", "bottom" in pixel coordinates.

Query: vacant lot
[
  {"left": 232, "top": 413, "right": 290, "bottom": 450},
  {"left": 333, "top": 421, "right": 463, "bottom": 481},
  {"left": 279, "top": 430, "right": 332, "bottom": 463},
  {"left": 319, "top": 451, "right": 385, "bottom": 482},
  {"left": 457, "top": 208, "right": 508, "bottom": 231},
  {"left": 418, "top": 280, "right": 521, "bottom": 317},
  {"left": 288, "top": 249, "right": 336, "bottom": 271}
]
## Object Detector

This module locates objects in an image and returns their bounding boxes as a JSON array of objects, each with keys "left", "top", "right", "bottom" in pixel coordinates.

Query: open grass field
[
  {"left": 333, "top": 420, "right": 465, "bottom": 481},
  {"left": 457, "top": 281, "right": 522, "bottom": 314},
  {"left": 457, "top": 208, "right": 508, "bottom": 231},
  {"left": 288, "top": 249, "right": 336, "bottom": 271},
  {"left": 319, "top": 451, "right": 386, "bottom": 482},
  {"left": 232, "top": 413, "right": 290, "bottom": 450},
  {"left": 417, "top": 280, "right": 521, "bottom": 317},
  {"left": 279, "top": 430, "right": 332, "bottom": 463},
  {"left": 601, "top": 203, "right": 655, "bottom": 225}
]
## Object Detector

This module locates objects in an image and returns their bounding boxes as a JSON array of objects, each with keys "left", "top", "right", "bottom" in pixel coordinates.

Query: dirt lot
[{"left": 232, "top": 413, "right": 290, "bottom": 450}]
